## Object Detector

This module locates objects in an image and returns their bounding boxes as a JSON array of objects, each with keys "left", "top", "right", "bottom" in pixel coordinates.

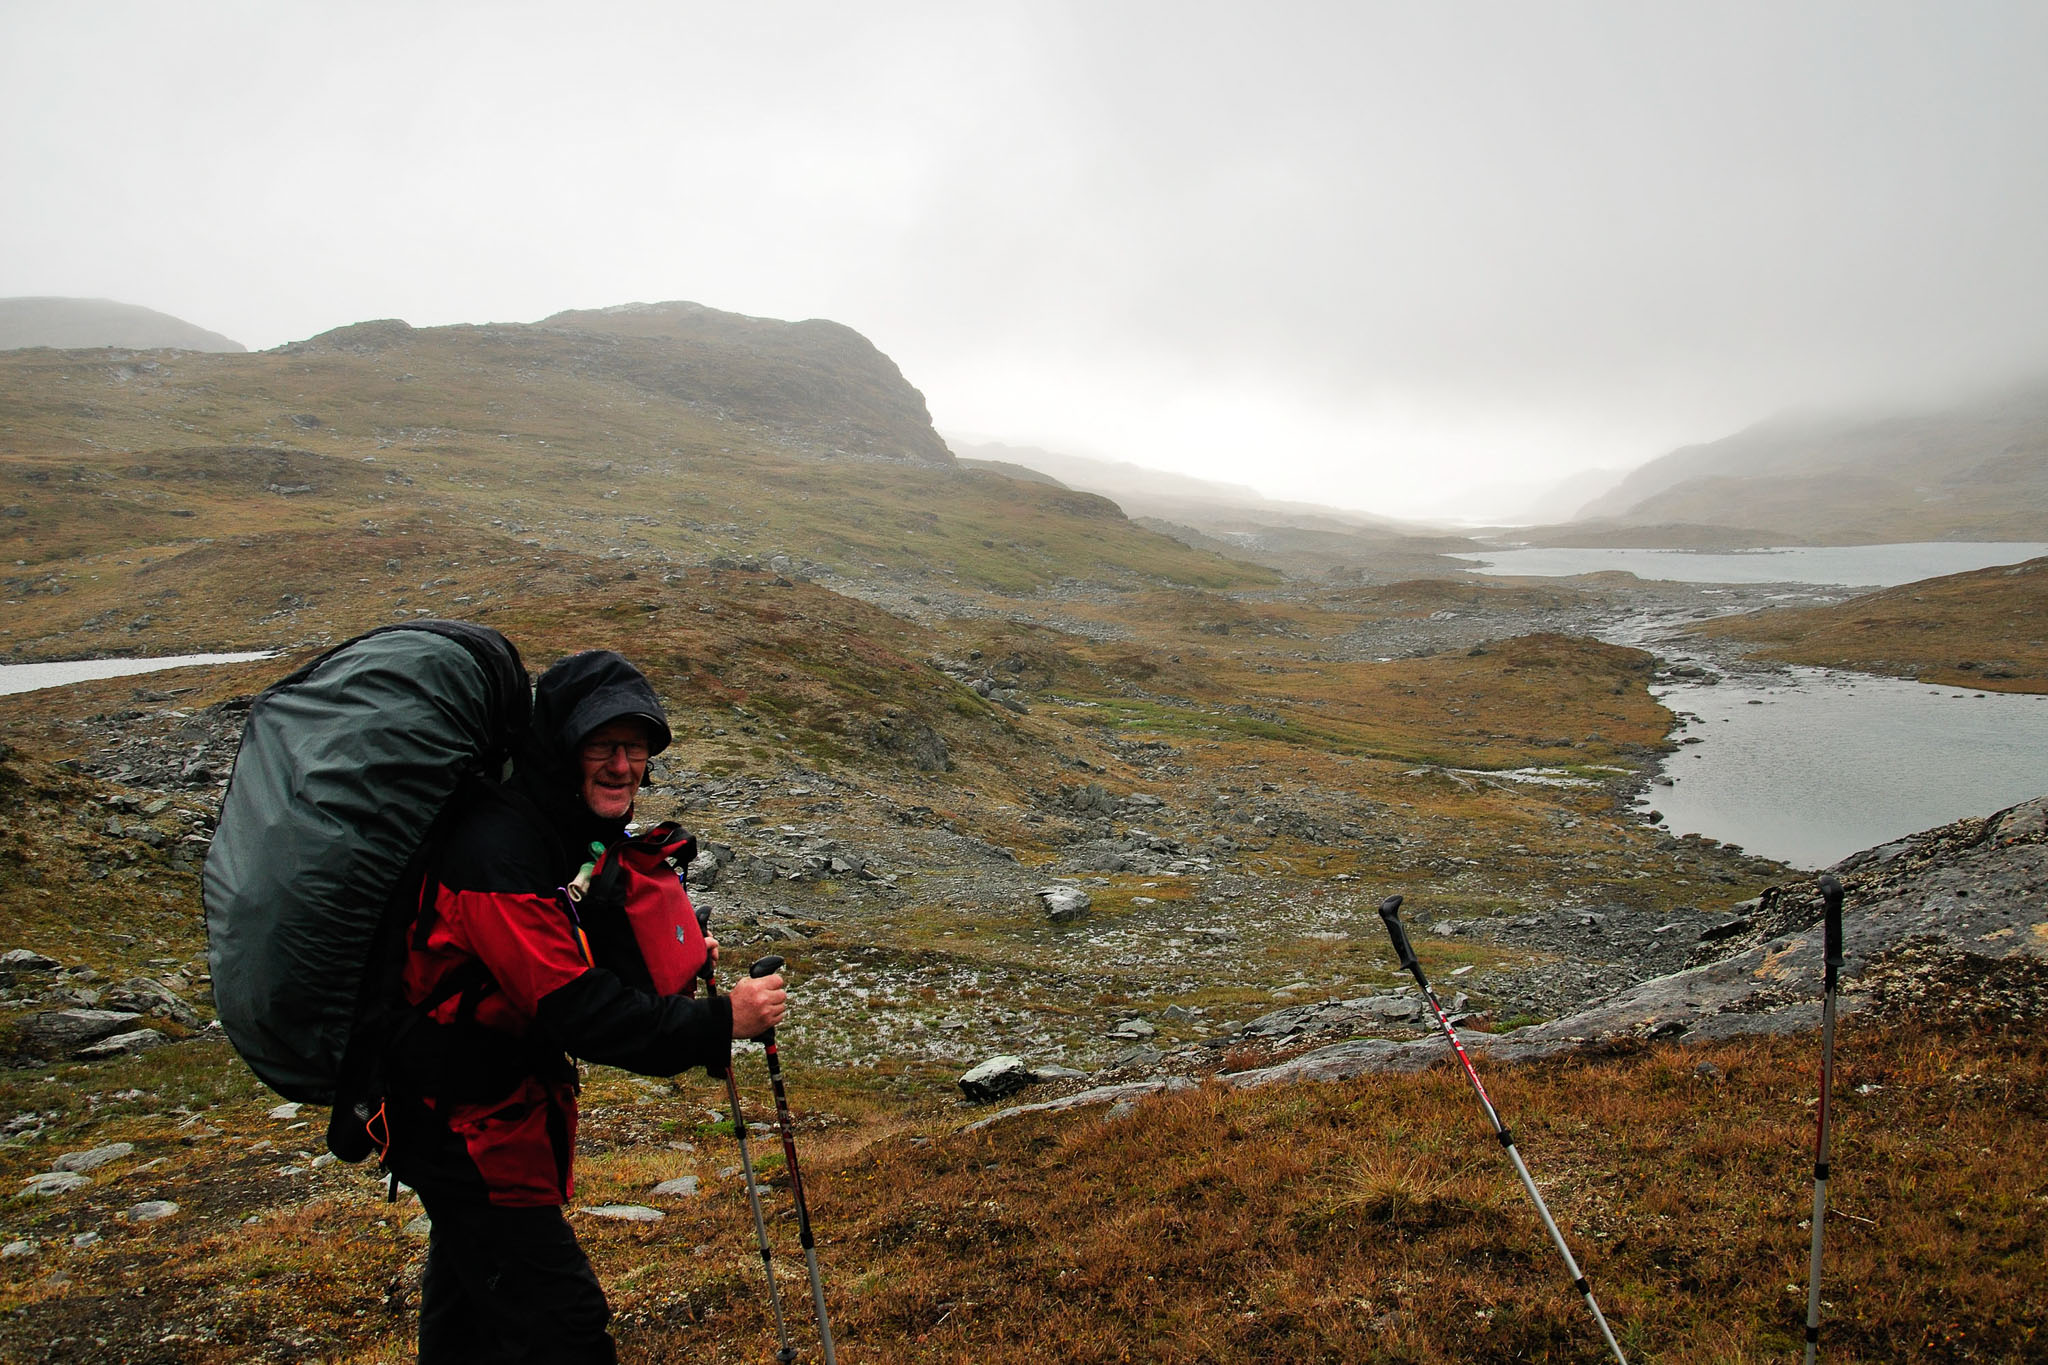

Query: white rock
[
  {"left": 403, "top": 1214, "right": 433, "bottom": 1238},
  {"left": 650, "top": 1176, "right": 700, "bottom": 1198},
  {"left": 73, "top": 1231, "right": 100, "bottom": 1248},
  {"left": 267, "top": 1102, "right": 303, "bottom": 1120},
  {"left": 21, "top": 1172, "right": 91, "bottom": 1196},
  {"left": 1, "top": 1240, "right": 33, "bottom": 1258},
  {"left": 580, "top": 1204, "right": 665, "bottom": 1222},
  {"left": 128, "top": 1200, "right": 179, "bottom": 1222}
]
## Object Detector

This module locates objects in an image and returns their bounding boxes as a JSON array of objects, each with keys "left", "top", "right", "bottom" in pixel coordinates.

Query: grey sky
[{"left": 5, "top": 2, "right": 2045, "bottom": 520}]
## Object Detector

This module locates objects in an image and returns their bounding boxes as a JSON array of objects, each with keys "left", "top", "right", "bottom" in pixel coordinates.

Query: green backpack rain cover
[{"left": 203, "top": 621, "right": 530, "bottom": 1104}]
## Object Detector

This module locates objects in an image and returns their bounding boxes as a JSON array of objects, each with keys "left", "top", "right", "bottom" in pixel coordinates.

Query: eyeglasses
[{"left": 579, "top": 739, "right": 651, "bottom": 762}]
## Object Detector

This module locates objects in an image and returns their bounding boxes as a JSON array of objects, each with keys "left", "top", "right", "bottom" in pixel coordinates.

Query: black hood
[
  {"left": 512, "top": 651, "right": 673, "bottom": 839},
  {"left": 531, "top": 650, "right": 673, "bottom": 763}
]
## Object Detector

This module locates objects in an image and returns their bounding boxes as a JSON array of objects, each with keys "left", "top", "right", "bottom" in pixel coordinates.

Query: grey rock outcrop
[{"left": 16, "top": 1009, "right": 145, "bottom": 1058}]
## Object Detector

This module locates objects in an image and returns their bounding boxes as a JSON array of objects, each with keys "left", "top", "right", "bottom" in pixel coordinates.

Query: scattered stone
[
  {"left": 1108, "top": 1018, "right": 1156, "bottom": 1039},
  {"left": 1104, "top": 1099, "right": 1138, "bottom": 1120},
  {"left": 72, "top": 1231, "right": 100, "bottom": 1248},
  {"left": 53, "top": 1142, "right": 134, "bottom": 1173},
  {"left": 403, "top": 1214, "right": 433, "bottom": 1238},
  {"left": 0, "top": 950, "right": 59, "bottom": 971},
  {"left": 959, "top": 1055, "right": 1034, "bottom": 1103},
  {"left": 650, "top": 1176, "right": 700, "bottom": 1199},
  {"left": 128, "top": 1200, "right": 179, "bottom": 1222},
  {"left": 101, "top": 977, "right": 202, "bottom": 1027},
  {"left": 267, "top": 1102, "right": 304, "bottom": 1121},
  {"left": 580, "top": 1204, "right": 665, "bottom": 1222},
  {"left": 21, "top": 1172, "right": 92, "bottom": 1197},
  {"left": 2, "top": 1241, "right": 33, "bottom": 1258}
]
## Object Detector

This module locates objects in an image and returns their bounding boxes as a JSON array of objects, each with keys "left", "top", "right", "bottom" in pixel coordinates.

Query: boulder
[
  {"left": 22, "top": 1172, "right": 92, "bottom": 1196},
  {"left": 1038, "top": 887, "right": 1092, "bottom": 923},
  {"left": 959, "top": 1055, "right": 1035, "bottom": 1103}
]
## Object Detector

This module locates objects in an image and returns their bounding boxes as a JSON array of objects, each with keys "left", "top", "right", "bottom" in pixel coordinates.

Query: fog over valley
[{"left": 5, "top": 3, "right": 2047, "bottom": 522}]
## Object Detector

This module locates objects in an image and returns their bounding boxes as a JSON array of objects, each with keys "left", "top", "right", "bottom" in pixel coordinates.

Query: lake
[
  {"left": 0, "top": 652, "right": 275, "bottom": 697},
  {"left": 1641, "top": 667, "right": 2048, "bottom": 868},
  {"left": 1450, "top": 541, "right": 2048, "bottom": 587}
]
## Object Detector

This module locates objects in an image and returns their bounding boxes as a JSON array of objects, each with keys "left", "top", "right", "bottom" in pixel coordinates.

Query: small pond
[{"left": 1641, "top": 667, "right": 2048, "bottom": 868}]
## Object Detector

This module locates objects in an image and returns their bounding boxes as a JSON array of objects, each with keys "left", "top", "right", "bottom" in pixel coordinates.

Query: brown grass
[{"left": 5, "top": 1019, "right": 2039, "bottom": 1361}]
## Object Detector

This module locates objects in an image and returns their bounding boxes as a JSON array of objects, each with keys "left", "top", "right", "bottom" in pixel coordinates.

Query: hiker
[{"left": 385, "top": 649, "right": 786, "bottom": 1363}]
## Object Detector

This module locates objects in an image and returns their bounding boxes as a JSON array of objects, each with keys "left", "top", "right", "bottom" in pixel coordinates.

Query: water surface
[
  {"left": 1641, "top": 667, "right": 2048, "bottom": 868},
  {"left": 0, "top": 652, "right": 275, "bottom": 697},
  {"left": 1451, "top": 542, "right": 2047, "bottom": 587}
]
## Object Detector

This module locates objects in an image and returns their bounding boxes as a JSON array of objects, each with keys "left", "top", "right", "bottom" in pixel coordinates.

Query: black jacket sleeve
[{"left": 534, "top": 969, "right": 734, "bottom": 1078}]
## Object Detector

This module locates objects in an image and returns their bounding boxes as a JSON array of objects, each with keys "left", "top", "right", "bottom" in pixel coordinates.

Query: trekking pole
[
  {"left": 1803, "top": 874, "right": 1846, "bottom": 1365},
  {"left": 694, "top": 913, "right": 799, "bottom": 1364},
  {"left": 1379, "top": 895, "right": 1629, "bottom": 1365},
  {"left": 750, "top": 955, "right": 838, "bottom": 1365}
]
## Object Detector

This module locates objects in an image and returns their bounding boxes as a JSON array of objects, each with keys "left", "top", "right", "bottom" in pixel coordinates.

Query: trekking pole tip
[{"left": 750, "top": 954, "right": 786, "bottom": 979}]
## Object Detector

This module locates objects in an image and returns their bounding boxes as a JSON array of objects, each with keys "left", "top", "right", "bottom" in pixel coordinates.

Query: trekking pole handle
[
  {"left": 1817, "top": 874, "right": 1844, "bottom": 972},
  {"left": 693, "top": 905, "right": 717, "bottom": 988},
  {"left": 1378, "top": 895, "right": 1421, "bottom": 977},
  {"left": 747, "top": 955, "right": 788, "bottom": 1045}
]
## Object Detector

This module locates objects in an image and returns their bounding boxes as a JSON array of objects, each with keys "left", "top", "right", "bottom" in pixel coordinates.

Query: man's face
[{"left": 577, "top": 718, "right": 654, "bottom": 821}]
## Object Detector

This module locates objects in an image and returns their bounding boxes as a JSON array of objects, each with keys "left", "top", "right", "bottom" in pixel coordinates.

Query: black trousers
[{"left": 414, "top": 1188, "right": 616, "bottom": 1364}]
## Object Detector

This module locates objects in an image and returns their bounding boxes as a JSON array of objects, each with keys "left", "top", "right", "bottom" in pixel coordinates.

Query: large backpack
[{"left": 202, "top": 621, "right": 530, "bottom": 1113}]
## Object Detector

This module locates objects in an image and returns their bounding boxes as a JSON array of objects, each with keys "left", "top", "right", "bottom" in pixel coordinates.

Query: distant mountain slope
[
  {"left": 0, "top": 297, "right": 244, "bottom": 352},
  {"left": 951, "top": 437, "right": 1481, "bottom": 580},
  {"left": 1575, "top": 381, "right": 2048, "bottom": 542},
  {"left": 951, "top": 439, "right": 1423, "bottom": 534}
]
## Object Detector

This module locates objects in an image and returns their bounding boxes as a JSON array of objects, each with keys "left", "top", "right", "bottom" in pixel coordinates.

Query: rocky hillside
[
  {"left": 1569, "top": 379, "right": 2048, "bottom": 543},
  {"left": 0, "top": 298, "right": 244, "bottom": 353}
]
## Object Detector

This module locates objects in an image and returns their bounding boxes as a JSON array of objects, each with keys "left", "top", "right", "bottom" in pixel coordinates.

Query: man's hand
[{"left": 727, "top": 972, "right": 786, "bottom": 1039}]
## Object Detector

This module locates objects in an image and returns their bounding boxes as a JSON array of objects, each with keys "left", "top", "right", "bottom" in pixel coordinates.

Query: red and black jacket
[{"left": 384, "top": 653, "right": 730, "bottom": 1207}]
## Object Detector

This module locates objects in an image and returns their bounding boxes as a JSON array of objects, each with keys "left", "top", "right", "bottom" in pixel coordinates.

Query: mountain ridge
[{"left": 0, "top": 297, "right": 245, "bottom": 353}]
